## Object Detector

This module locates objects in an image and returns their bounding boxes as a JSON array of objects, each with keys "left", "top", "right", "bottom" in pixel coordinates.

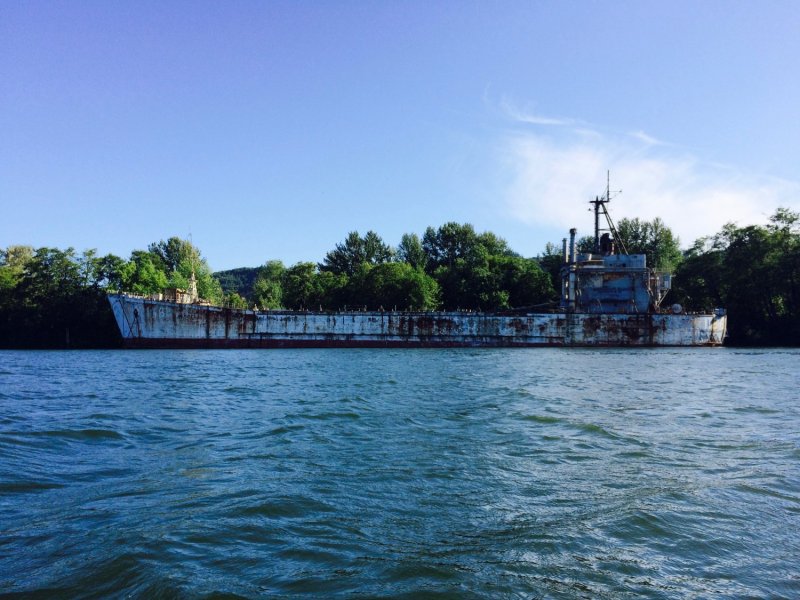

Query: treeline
[
  {"left": 0, "top": 226, "right": 555, "bottom": 347},
  {"left": 0, "top": 239, "right": 223, "bottom": 348},
  {"left": 245, "top": 225, "right": 555, "bottom": 312},
  {"left": 670, "top": 209, "right": 800, "bottom": 345},
  {"left": 2, "top": 210, "right": 799, "bottom": 347}
]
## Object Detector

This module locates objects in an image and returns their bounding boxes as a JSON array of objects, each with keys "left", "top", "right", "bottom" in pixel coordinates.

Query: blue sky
[{"left": 2, "top": 1, "right": 799, "bottom": 270}]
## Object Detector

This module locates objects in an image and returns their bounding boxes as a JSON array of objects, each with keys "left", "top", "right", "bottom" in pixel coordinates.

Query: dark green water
[{"left": 1, "top": 348, "right": 798, "bottom": 598}]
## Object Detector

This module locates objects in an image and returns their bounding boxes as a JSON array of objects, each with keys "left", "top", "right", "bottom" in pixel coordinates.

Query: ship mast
[{"left": 589, "top": 171, "right": 627, "bottom": 255}]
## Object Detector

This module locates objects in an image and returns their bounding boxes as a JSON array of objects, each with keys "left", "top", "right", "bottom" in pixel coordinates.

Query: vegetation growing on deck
[{"left": 243, "top": 226, "right": 554, "bottom": 313}]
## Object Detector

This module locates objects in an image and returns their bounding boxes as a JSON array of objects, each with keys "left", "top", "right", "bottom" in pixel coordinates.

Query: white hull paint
[{"left": 109, "top": 295, "right": 727, "bottom": 348}]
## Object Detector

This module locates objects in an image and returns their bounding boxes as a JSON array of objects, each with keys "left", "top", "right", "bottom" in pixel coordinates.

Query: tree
[
  {"left": 321, "top": 231, "right": 393, "bottom": 276},
  {"left": 537, "top": 242, "right": 565, "bottom": 298},
  {"left": 15, "top": 247, "right": 82, "bottom": 307},
  {"left": 419, "top": 223, "right": 554, "bottom": 311},
  {"left": 213, "top": 267, "right": 261, "bottom": 300},
  {"left": 718, "top": 217, "right": 800, "bottom": 344},
  {"left": 616, "top": 217, "right": 682, "bottom": 271},
  {"left": 397, "top": 233, "right": 427, "bottom": 270},
  {"left": 314, "top": 270, "right": 348, "bottom": 309},
  {"left": 131, "top": 237, "right": 223, "bottom": 304},
  {"left": 477, "top": 231, "right": 516, "bottom": 257},
  {"left": 454, "top": 253, "right": 554, "bottom": 311},
  {"left": 363, "top": 231, "right": 394, "bottom": 264},
  {"left": 122, "top": 251, "right": 169, "bottom": 295},
  {"left": 225, "top": 292, "right": 249, "bottom": 309},
  {"left": 195, "top": 270, "right": 223, "bottom": 305},
  {"left": 0, "top": 246, "right": 34, "bottom": 305},
  {"left": 671, "top": 238, "right": 724, "bottom": 313},
  {"left": 720, "top": 225, "right": 780, "bottom": 342},
  {"left": 148, "top": 237, "right": 189, "bottom": 273},
  {"left": 670, "top": 208, "right": 800, "bottom": 344},
  {"left": 281, "top": 262, "right": 318, "bottom": 309},
  {"left": 0, "top": 245, "right": 34, "bottom": 275},
  {"left": 576, "top": 236, "right": 595, "bottom": 254},
  {"left": 253, "top": 260, "right": 285, "bottom": 309},
  {"left": 322, "top": 232, "right": 363, "bottom": 276},
  {"left": 103, "top": 254, "right": 128, "bottom": 290},
  {"left": 277, "top": 262, "right": 348, "bottom": 311},
  {"left": 1, "top": 247, "right": 120, "bottom": 348},
  {"left": 362, "top": 262, "right": 440, "bottom": 311},
  {"left": 766, "top": 208, "right": 800, "bottom": 334},
  {"left": 422, "top": 222, "right": 479, "bottom": 271},
  {"left": 497, "top": 255, "right": 556, "bottom": 308}
]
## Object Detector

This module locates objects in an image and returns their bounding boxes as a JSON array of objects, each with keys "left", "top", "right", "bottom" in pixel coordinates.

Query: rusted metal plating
[{"left": 109, "top": 295, "right": 727, "bottom": 348}]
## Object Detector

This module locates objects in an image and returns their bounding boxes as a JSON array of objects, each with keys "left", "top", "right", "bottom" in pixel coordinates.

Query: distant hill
[{"left": 213, "top": 267, "right": 261, "bottom": 299}]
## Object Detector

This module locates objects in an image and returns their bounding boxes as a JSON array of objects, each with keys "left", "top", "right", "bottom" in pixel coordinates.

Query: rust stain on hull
[{"left": 109, "top": 295, "right": 727, "bottom": 348}]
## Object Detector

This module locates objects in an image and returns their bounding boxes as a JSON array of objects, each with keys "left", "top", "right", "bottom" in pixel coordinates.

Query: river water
[{"left": 1, "top": 348, "right": 798, "bottom": 598}]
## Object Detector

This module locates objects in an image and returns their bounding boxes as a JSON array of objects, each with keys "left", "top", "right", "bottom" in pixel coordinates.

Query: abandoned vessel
[{"left": 108, "top": 194, "right": 727, "bottom": 348}]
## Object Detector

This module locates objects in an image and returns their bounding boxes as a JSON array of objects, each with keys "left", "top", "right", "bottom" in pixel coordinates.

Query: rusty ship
[{"left": 108, "top": 194, "right": 727, "bottom": 348}]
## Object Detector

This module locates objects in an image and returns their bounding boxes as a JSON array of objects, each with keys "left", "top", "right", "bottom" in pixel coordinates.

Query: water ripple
[{"left": 1, "top": 348, "right": 798, "bottom": 597}]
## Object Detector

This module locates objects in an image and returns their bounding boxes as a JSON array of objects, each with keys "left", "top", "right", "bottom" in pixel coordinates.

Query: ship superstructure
[{"left": 560, "top": 179, "right": 672, "bottom": 315}]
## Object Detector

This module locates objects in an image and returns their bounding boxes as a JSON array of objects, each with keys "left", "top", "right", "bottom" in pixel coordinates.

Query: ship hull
[{"left": 108, "top": 295, "right": 726, "bottom": 348}]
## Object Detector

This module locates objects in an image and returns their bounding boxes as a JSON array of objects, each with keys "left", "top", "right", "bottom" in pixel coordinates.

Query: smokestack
[
  {"left": 562, "top": 238, "right": 568, "bottom": 263},
  {"left": 569, "top": 228, "right": 577, "bottom": 263}
]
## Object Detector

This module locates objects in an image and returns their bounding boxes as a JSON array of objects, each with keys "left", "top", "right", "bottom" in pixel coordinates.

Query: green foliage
[
  {"left": 249, "top": 260, "right": 351, "bottom": 311},
  {"left": 537, "top": 242, "right": 565, "bottom": 297},
  {"left": 420, "top": 223, "right": 552, "bottom": 310},
  {"left": 576, "top": 236, "right": 595, "bottom": 254},
  {"left": 252, "top": 260, "right": 285, "bottom": 309},
  {"left": 93, "top": 254, "right": 127, "bottom": 290},
  {"left": 201, "top": 277, "right": 223, "bottom": 305},
  {"left": 214, "top": 267, "right": 261, "bottom": 299},
  {"left": 669, "top": 238, "right": 725, "bottom": 313},
  {"left": 250, "top": 222, "right": 542, "bottom": 312},
  {"left": 321, "top": 231, "right": 393, "bottom": 276},
  {"left": 361, "top": 263, "right": 440, "bottom": 311},
  {"left": 476, "top": 231, "right": 516, "bottom": 257},
  {"left": 121, "top": 237, "right": 222, "bottom": 304},
  {"left": 281, "top": 262, "right": 318, "bottom": 309},
  {"left": 616, "top": 217, "right": 682, "bottom": 271},
  {"left": 397, "top": 233, "right": 427, "bottom": 270},
  {"left": 225, "top": 292, "right": 249, "bottom": 309},
  {"left": 671, "top": 208, "right": 800, "bottom": 345},
  {"left": 17, "top": 247, "right": 82, "bottom": 304},
  {"left": 0, "top": 245, "right": 34, "bottom": 268},
  {"left": 314, "top": 270, "right": 349, "bottom": 309},
  {"left": 422, "top": 222, "right": 479, "bottom": 270},
  {"left": 148, "top": 238, "right": 189, "bottom": 273},
  {"left": 123, "top": 251, "right": 169, "bottom": 295},
  {"left": 0, "top": 246, "right": 34, "bottom": 303},
  {"left": 0, "top": 236, "right": 224, "bottom": 348},
  {"left": 495, "top": 255, "right": 555, "bottom": 308},
  {"left": 0, "top": 245, "right": 34, "bottom": 278},
  {"left": 432, "top": 253, "right": 553, "bottom": 311},
  {"left": 273, "top": 262, "right": 347, "bottom": 310},
  {"left": 0, "top": 246, "right": 121, "bottom": 348}
]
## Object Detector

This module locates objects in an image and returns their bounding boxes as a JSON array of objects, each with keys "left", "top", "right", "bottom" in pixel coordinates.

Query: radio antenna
[{"left": 589, "top": 171, "right": 627, "bottom": 254}]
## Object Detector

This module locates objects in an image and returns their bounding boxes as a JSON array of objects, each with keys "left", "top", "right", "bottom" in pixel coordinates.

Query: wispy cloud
[
  {"left": 499, "top": 130, "right": 800, "bottom": 246},
  {"left": 498, "top": 96, "right": 575, "bottom": 127},
  {"left": 628, "top": 130, "right": 667, "bottom": 146}
]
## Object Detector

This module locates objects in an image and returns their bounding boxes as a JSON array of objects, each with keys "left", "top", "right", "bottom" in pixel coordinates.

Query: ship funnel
[{"left": 569, "top": 228, "right": 577, "bottom": 263}]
